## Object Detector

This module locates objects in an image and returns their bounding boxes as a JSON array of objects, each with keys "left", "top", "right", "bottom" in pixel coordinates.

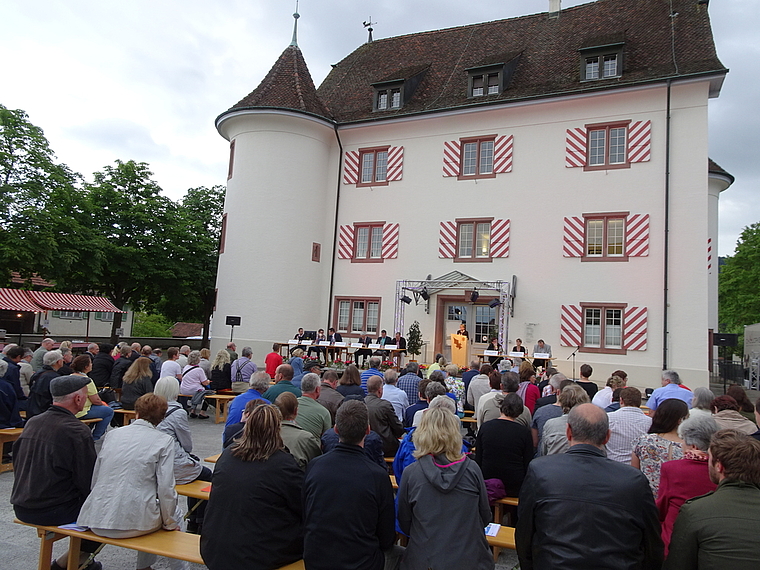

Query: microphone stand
[{"left": 567, "top": 346, "right": 580, "bottom": 380}]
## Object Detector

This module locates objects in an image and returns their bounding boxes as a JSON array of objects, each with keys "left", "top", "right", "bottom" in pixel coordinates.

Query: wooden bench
[
  {"left": 493, "top": 496, "right": 519, "bottom": 524},
  {"left": 0, "top": 428, "right": 24, "bottom": 473},
  {"left": 487, "top": 525, "right": 516, "bottom": 561},
  {"left": 112, "top": 408, "right": 136, "bottom": 426},
  {"left": 204, "top": 394, "right": 236, "bottom": 424},
  {"left": 176, "top": 480, "right": 211, "bottom": 500},
  {"left": 15, "top": 519, "right": 306, "bottom": 570},
  {"left": 79, "top": 418, "right": 103, "bottom": 425},
  {"left": 204, "top": 453, "right": 221, "bottom": 464}
]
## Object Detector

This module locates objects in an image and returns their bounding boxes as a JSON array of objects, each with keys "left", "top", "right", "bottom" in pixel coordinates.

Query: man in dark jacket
[
  {"left": 516, "top": 403, "right": 663, "bottom": 570},
  {"left": 364, "top": 375, "right": 404, "bottom": 457},
  {"left": 1, "top": 345, "right": 27, "bottom": 405},
  {"left": 12, "top": 374, "right": 101, "bottom": 570},
  {"left": 26, "top": 350, "right": 64, "bottom": 419},
  {"left": 303, "top": 400, "right": 401, "bottom": 570},
  {"left": 89, "top": 343, "right": 113, "bottom": 387}
]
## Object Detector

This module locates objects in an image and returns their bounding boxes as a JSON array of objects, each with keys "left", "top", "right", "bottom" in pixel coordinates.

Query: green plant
[{"left": 407, "top": 320, "right": 422, "bottom": 358}]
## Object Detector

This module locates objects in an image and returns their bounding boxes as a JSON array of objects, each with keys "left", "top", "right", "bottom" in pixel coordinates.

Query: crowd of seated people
[{"left": 6, "top": 336, "right": 760, "bottom": 570}]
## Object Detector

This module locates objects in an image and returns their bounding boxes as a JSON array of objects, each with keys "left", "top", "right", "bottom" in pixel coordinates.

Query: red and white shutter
[
  {"left": 493, "top": 135, "right": 513, "bottom": 174},
  {"left": 628, "top": 120, "right": 651, "bottom": 163},
  {"left": 338, "top": 225, "right": 355, "bottom": 259},
  {"left": 565, "top": 128, "right": 587, "bottom": 167},
  {"left": 382, "top": 223, "right": 399, "bottom": 259},
  {"left": 624, "top": 306, "right": 648, "bottom": 351},
  {"left": 707, "top": 238, "right": 713, "bottom": 272},
  {"left": 490, "top": 219, "right": 510, "bottom": 258},
  {"left": 626, "top": 214, "right": 649, "bottom": 257},
  {"left": 438, "top": 221, "right": 456, "bottom": 258},
  {"left": 442, "top": 141, "right": 461, "bottom": 177},
  {"left": 563, "top": 216, "right": 585, "bottom": 257},
  {"left": 560, "top": 305, "right": 583, "bottom": 347},
  {"left": 386, "top": 146, "right": 404, "bottom": 182},
  {"left": 343, "top": 151, "right": 360, "bottom": 184}
]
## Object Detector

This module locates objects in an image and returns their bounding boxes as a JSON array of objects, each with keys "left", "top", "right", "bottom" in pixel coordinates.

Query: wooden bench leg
[
  {"left": 67, "top": 535, "right": 81, "bottom": 570},
  {"left": 37, "top": 529, "right": 64, "bottom": 570}
]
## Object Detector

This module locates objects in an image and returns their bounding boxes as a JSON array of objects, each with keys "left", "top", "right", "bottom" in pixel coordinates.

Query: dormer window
[
  {"left": 585, "top": 54, "right": 618, "bottom": 80},
  {"left": 472, "top": 73, "right": 500, "bottom": 97},
  {"left": 467, "top": 65, "right": 505, "bottom": 98},
  {"left": 580, "top": 38, "right": 624, "bottom": 82},
  {"left": 377, "top": 88, "right": 401, "bottom": 110},
  {"left": 371, "top": 65, "right": 429, "bottom": 112}
]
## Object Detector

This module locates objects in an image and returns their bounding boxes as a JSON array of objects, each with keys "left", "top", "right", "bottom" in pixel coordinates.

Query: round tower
[{"left": 212, "top": 36, "right": 337, "bottom": 359}]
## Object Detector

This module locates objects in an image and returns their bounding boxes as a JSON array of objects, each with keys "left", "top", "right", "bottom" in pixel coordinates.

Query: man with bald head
[
  {"left": 31, "top": 338, "right": 55, "bottom": 372},
  {"left": 516, "top": 403, "right": 663, "bottom": 570}
]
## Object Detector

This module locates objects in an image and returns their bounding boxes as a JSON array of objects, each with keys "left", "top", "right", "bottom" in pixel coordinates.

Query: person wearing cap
[
  {"left": 293, "top": 359, "right": 322, "bottom": 390},
  {"left": 11, "top": 374, "right": 102, "bottom": 570}
]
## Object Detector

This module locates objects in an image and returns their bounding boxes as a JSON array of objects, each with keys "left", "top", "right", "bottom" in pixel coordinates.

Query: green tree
[
  {"left": 132, "top": 312, "right": 174, "bottom": 337},
  {"left": 719, "top": 222, "right": 760, "bottom": 354},
  {"left": 0, "top": 104, "right": 82, "bottom": 284},
  {"left": 73, "top": 160, "right": 180, "bottom": 343},
  {"left": 151, "top": 185, "right": 224, "bottom": 347},
  {"left": 407, "top": 321, "right": 423, "bottom": 358}
]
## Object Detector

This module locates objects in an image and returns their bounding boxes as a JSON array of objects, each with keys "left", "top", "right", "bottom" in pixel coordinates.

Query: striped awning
[
  {"left": 0, "top": 288, "right": 43, "bottom": 312},
  {"left": 27, "top": 291, "right": 125, "bottom": 313}
]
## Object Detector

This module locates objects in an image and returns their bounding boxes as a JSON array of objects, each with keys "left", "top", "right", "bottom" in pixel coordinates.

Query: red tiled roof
[
  {"left": 315, "top": 0, "right": 726, "bottom": 123},
  {"left": 10, "top": 272, "right": 53, "bottom": 288},
  {"left": 171, "top": 322, "right": 203, "bottom": 338},
  {"left": 228, "top": 45, "right": 330, "bottom": 119}
]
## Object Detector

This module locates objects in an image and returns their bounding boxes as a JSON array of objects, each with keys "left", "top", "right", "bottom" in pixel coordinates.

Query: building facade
[{"left": 212, "top": 0, "right": 730, "bottom": 387}]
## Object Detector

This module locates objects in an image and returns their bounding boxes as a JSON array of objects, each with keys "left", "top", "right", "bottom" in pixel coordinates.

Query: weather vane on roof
[
  {"left": 290, "top": 0, "right": 300, "bottom": 47},
  {"left": 363, "top": 17, "right": 377, "bottom": 43}
]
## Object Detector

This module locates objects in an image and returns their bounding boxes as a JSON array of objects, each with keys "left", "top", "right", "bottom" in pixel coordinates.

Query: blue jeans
[{"left": 81, "top": 405, "right": 114, "bottom": 441}]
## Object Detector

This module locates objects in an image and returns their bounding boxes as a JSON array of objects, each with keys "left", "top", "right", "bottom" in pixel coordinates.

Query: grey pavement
[{"left": 1, "top": 408, "right": 519, "bottom": 570}]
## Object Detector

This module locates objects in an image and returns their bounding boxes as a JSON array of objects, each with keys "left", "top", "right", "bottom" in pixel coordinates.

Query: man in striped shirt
[{"left": 606, "top": 387, "right": 652, "bottom": 464}]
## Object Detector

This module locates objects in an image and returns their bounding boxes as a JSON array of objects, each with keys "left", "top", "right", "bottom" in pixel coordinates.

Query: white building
[{"left": 212, "top": 0, "right": 731, "bottom": 387}]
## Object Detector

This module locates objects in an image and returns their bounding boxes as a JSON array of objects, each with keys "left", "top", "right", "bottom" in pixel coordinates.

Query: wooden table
[{"left": 204, "top": 394, "right": 235, "bottom": 424}]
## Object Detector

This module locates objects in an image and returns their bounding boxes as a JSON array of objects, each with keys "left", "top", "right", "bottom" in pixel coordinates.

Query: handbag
[{"left": 98, "top": 387, "right": 117, "bottom": 404}]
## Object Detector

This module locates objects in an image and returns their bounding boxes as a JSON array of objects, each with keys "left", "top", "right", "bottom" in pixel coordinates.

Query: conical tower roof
[{"left": 227, "top": 45, "right": 330, "bottom": 120}]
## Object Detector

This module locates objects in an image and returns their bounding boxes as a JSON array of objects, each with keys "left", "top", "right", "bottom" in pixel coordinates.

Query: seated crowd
[{"left": 4, "top": 338, "right": 760, "bottom": 570}]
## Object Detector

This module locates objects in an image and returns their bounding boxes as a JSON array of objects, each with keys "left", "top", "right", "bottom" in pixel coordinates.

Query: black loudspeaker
[
  {"left": 713, "top": 333, "right": 738, "bottom": 347},
  {"left": 226, "top": 316, "right": 241, "bottom": 326}
]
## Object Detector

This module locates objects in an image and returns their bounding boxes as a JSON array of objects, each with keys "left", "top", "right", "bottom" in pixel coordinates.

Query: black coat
[
  {"left": 90, "top": 353, "right": 114, "bottom": 387},
  {"left": 303, "top": 443, "right": 395, "bottom": 570},
  {"left": 516, "top": 444, "right": 663, "bottom": 570},
  {"left": 201, "top": 448, "right": 303, "bottom": 570},
  {"left": 26, "top": 366, "right": 61, "bottom": 418},
  {"left": 109, "top": 357, "right": 132, "bottom": 389}
]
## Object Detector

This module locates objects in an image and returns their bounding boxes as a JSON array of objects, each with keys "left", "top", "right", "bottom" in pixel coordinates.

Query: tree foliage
[
  {"left": 0, "top": 104, "right": 82, "bottom": 284},
  {"left": 719, "top": 222, "right": 760, "bottom": 352},
  {"left": 132, "top": 312, "right": 174, "bottom": 337},
  {"left": 407, "top": 321, "right": 423, "bottom": 357},
  {"left": 1, "top": 105, "right": 224, "bottom": 345}
]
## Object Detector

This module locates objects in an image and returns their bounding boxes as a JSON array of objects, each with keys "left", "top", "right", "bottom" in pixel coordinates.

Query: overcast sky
[{"left": 2, "top": 0, "right": 756, "bottom": 255}]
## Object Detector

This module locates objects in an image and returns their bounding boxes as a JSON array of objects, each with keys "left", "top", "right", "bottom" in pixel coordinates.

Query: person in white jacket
[{"left": 78, "top": 393, "right": 188, "bottom": 570}]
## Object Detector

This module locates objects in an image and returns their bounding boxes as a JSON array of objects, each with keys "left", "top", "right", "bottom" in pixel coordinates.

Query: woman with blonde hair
[
  {"left": 210, "top": 349, "right": 231, "bottom": 391},
  {"left": 397, "top": 407, "right": 494, "bottom": 570},
  {"left": 120, "top": 357, "right": 154, "bottom": 410},
  {"left": 336, "top": 363, "right": 364, "bottom": 398},
  {"left": 201, "top": 404, "right": 304, "bottom": 569}
]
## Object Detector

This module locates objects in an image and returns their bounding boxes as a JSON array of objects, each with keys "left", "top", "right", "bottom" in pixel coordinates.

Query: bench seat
[
  {"left": 0, "top": 428, "right": 24, "bottom": 473},
  {"left": 15, "top": 519, "right": 306, "bottom": 570}
]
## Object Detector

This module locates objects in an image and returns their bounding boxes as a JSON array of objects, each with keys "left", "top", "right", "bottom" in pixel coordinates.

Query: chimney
[{"left": 549, "top": 0, "right": 561, "bottom": 18}]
